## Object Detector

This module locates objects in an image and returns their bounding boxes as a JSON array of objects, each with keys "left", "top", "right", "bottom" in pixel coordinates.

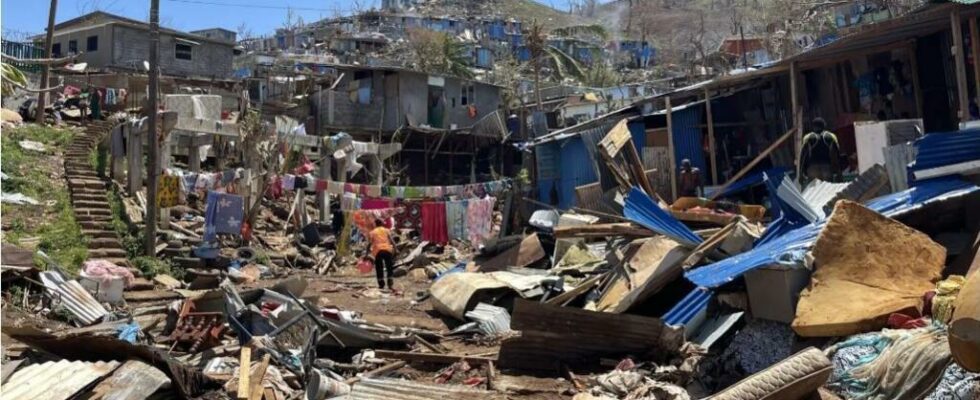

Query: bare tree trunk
[
  {"left": 144, "top": 0, "right": 161, "bottom": 256},
  {"left": 36, "top": 0, "right": 57, "bottom": 123}
]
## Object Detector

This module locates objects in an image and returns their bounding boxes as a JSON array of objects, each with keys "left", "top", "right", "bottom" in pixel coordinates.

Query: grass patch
[
  {"left": 106, "top": 187, "right": 186, "bottom": 280},
  {"left": 131, "top": 256, "right": 182, "bottom": 280},
  {"left": 1, "top": 125, "right": 88, "bottom": 271}
]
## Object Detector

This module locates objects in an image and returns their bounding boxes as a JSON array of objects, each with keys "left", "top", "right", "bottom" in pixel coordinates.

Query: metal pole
[
  {"left": 144, "top": 0, "right": 161, "bottom": 256},
  {"left": 36, "top": 0, "right": 58, "bottom": 123}
]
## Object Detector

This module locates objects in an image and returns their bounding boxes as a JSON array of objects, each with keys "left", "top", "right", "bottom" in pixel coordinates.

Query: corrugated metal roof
[
  {"left": 662, "top": 287, "right": 713, "bottom": 326},
  {"left": 40, "top": 270, "right": 108, "bottom": 326},
  {"left": 801, "top": 179, "right": 850, "bottom": 217},
  {"left": 498, "top": 299, "right": 682, "bottom": 372},
  {"left": 348, "top": 378, "right": 505, "bottom": 400},
  {"left": 2, "top": 360, "right": 121, "bottom": 400},
  {"left": 909, "top": 128, "right": 980, "bottom": 180},
  {"left": 822, "top": 164, "right": 890, "bottom": 214},
  {"left": 86, "top": 360, "right": 170, "bottom": 400},
  {"left": 686, "top": 178, "right": 979, "bottom": 288},
  {"left": 671, "top": 105, "right": 707, "bottom": 175},
  {"left": 624, "top": 187, "right": 703, "bottom": 247}
]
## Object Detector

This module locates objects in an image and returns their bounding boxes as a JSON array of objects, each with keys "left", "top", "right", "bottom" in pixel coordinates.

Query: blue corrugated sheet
[
  {"left": 671, "top": 106, "right": 706, "bottom": 174},
  {"left": 556, "top": 137, "right": 599, "bottom": 209},
  {"left": 754, "top": 173, "right": 819, "bottom": 246},
  {"left": 476, "top": 48, "right": 493, "bottom": 68},
  {"left": 624, "top": 187, "right": 704, "bottom": 246},
  {"left": 908, "top": 128, "right": 980, "bottom": 180},
  {"left": 662, "top": 287, "right": 712, "bottom": 326},
  {"left": 686, "top": 177, "right": 979, "bottom": 288}
]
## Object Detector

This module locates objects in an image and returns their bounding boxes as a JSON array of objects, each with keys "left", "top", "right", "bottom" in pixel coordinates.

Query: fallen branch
[{"left": 2, "top": 52, "right": 82, "bottom": 66}]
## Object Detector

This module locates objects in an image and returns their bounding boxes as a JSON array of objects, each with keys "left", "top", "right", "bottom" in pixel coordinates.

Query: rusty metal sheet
[
  {"left": 349, "top": 378, "right": 505, "bottom": 400},
  {"left": 1, "top": 359, "right": 120, "bottom": 400},
  {"left": 85, "top": 360, "right": 171, "bottom": 400},
  {"left": 39, "top": 270, "right": 108, "bottom": 326},
  {"left": 498, "top": 299, "right": 683, "bottom": 373}
]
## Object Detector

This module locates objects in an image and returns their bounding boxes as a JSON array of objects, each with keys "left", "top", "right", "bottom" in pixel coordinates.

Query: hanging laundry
[
  {"left": 157, "top": 175, "right": 181, "bottom": 208},
  {"left": 282, "top": 174, "right": 296, "bottom": 190},
  {"left": 446, "top": 200, "right": 469, "bottom": 241},
  {"left": 340, "top": 193, "right": 359, "bottom": 211},
  {"left": 351, "top": 207, "right": 400, "bottom": 233},
  {"left": 204, "top": 191, "right": 244, "bottom": 241},
  {"left": 467, "top": 197, "right": 496, "bottom": 247},
  {"left": 394, "top": 199, "right": 423, "bottom": 230},
  {"left": 265, "top": 175, "right": 283, "bottom": 199},
  {"left": 195, "top": 173, "right": 217, "bottom": 192},
  {"left": 362, "top": 198, "right": 393, "bottom": 210},
  {"left": 421, "top": 202, "right": 449, "bottom": 244}
]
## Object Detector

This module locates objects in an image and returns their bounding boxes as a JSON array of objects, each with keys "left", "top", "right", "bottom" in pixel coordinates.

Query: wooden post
[
  {"left": 790, "top": 61, "right": 802, "bottom": 179},
  {"left": 318, "top": 144, "right": 331, "bottom": 222},
  {"left": 971, "top": 17, "right": 980, "bottom": 107},
  {"left": 110, "top": 124, "right": 125, "bottom": 182},
  {"left": 704, "top": 88, "right": 718, "bottom": 185},
  {"left": 952, "top": 9, "right": 970, "bottom": 124},
  {"left": 909, "top": 41, "right": 924, "bottom": 119},
  {"left": 145, "top": 0, "right": 161, "bottom": 256},
  {"left": 36, "top": 0, "right": 57, "bottom": 122},
  {"left": 126, "top": 123, "right": 143, "bottom": 196},
  {"left": 665, "top": 96, "right": 677, "bottom": 202}
]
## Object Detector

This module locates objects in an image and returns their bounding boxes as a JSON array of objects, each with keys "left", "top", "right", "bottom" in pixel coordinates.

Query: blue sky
[{"left": 2, "top": 0, "right": 575, "bottom": 40}]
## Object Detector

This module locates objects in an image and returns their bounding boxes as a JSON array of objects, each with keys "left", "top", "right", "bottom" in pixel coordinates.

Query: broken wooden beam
[
  {"left": 554, "top": 223, "right": 655, "bottom": 238},
  {"left": 373, "top": 350, "right": 497, "bottom": 366},
  {"left": 237, "top": 346, "right": 251, "bottom": 400}
]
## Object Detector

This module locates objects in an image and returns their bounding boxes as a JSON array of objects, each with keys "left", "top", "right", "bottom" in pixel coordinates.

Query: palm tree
[
  {"left": 406, "top": 29, "right": 474, "bottom": 80},
  {"left": 438, "top": 34, "right": 475, "bottom": 80},
  {"left": 526, "top": 21, "right": 610, "bottom": 108},
  {"left": 1, "top": 62, "right": 28, "bottom": 96}
]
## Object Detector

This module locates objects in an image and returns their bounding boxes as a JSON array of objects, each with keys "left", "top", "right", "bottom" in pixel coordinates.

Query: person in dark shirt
[
  {"left": 800, "top": 118, "right": 841, "bottom": 182},
  {"left": 678, "top": 159, "right": 703, "bottom": 197}
]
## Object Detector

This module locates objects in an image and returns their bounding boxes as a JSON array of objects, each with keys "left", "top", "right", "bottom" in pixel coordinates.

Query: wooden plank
[
  {"left": 953, "top": 10, "right": 971, "bottom": 123},
  {"left": 597, "top": 119, "right": 631, "bottom": 158},
  {"left": 546, "top": 275, "right": 602, "bottom": 306},
  {"left": 790, "top": 61, "right": 803, "bottom": 181},
  {"left": 373, "top": 350, "right": 497, "bottom": 366},
  {"left": 909, "top": 41, "right": 924, "bottom": 119},
  {"left": 553, "top": 223, "right": 655, "bottom": 238},
  {"left": 709, "top": 127, "right": 796, "bottom": 200},
  {"left": 665, "top": 96, "right": 677, "bottom": 201},
  {"left": 237, "top": 346, "right": 251, "bottom": 400},
  {"left": 248, "top": 354, "right": 271, "bottom": 400},
  {"left": 704, "top": 88, "right": 718, "bottom": 185}
]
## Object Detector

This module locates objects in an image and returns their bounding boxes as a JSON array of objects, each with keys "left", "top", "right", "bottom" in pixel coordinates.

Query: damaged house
[{"left": 310, "top": 64, "right": 516, "bottom": 184}]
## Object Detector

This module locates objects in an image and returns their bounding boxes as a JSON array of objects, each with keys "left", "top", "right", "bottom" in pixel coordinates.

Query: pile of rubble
[{"left": 2, "top": 132, "right": 979, "bottom": 400}]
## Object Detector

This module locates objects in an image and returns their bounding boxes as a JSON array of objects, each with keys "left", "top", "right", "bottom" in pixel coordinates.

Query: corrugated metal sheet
[
  {"left": 909, "top": 128, "right": 980, "bottom": 180},
  {"left": 2, "top": 360, "right": 121, "bottom": 400},
  {"left": 40, "top": 270, "right": 108, "bottom": 325},
  {"left": 708, "top": 167, "right": 789, "bottom": 198},
  {"left": 557, "top": 137, "right": 598, "bottom": 209},
  {"left": 884, "top": 143, "right": 916, "bottom": 192},
  {"left": 686, "top": 178, "right": 979, "bottom": 288},
  {"left": 771, "top": 175, "right": 822, "bottom": 223},
  {"left": 823, "top": 164, "right": 890, "bottom": 214},
  {"left": 670, "top": 106, "right": 706, "bottom": 174},
  {"left": 465, "top": 303, "right": 511, "bottom": 335},
  {"left": 348, "top": 378, "right": 504, "bottom": 399},
  {"left": 624, "top": 187, "right": 703, "bottom": 247},
  {"left": 498, "top": 299, "right": 683, "bottom": 372},
  {"left": 800, "top": 179, "right": 850, "bottom": 218},
  {"left": 87, "top": 360, "right": 170, "bottom": 400},
  {"left": 662, "top": 287, "right": 713, "bottom": 326}
]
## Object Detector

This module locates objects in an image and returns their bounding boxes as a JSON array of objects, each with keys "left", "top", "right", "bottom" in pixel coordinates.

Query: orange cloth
[{"left": 368, "top": 226, "right": 394, "bottom": 258}]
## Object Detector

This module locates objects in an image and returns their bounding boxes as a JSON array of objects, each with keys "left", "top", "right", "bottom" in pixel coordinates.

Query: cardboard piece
[
  {"left": 596, "top": 236, "right": 688, "bottom": 313},
  {"left": 792, "top": 201, "right": 945, "bottom": 337}
]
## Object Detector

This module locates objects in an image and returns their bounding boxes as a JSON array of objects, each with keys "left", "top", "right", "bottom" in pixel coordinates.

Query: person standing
[
  {"left": 800, "top": 118, "right": 841, "bottom": 182},
  {"left": 678, "top": 159, "right": 703, "bottom": 197},
  {"left": 368, "top": 219, "right": 395, "bottom": 290}
]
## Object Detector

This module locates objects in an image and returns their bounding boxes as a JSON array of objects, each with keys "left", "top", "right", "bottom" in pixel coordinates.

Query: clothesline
[{"left": 287, "top": 177, "right": 511, "bottom": 199}]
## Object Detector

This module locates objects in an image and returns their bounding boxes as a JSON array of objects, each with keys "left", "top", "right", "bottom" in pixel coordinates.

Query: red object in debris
[
  {"left": 358, "top": 258, "right": 374, "bottom": 274},
  {"left": 241, "top": 221, "right": 252, "bottom": 241},
  {"left": 462, "top": 376, "right": 485, "bottom": 386},
  {"left": 616, "top": 358, "right": 636, "bottom": 371},
  {"left": 888, "top": 312, "right": 928, "bottom": 329},
  {"left": 221, "top": 110, "right": 230, "bottom": 119}
]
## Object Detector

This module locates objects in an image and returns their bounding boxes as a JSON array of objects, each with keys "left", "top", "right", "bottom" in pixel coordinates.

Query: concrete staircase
[{"left": 64, "top": 120, "right": 132, "bottom": 270}]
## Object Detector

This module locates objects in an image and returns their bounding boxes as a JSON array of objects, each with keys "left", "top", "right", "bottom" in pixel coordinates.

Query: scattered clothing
[{"left": 204, "top": 191, "right": 244, "bottom": 240}]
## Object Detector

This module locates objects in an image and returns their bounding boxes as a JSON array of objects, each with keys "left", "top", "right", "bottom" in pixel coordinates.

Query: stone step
[
  {"left": 82, "top": 229, "right": 117, "bottom": 239},
  {"left": 71, "top": 189, "right": 107, "bottom": 197},
  {"left": 68, "top": 179, "right": 104, "bottom": 190},
  {"left": 89, "top": 248, "right": 127, "bottom": 258},
  {"left": 73, "top": 193, "right": 108, "bottom": 202},
  {"left": 75, "top": 207, "right": 112, "bottom": 216},
  {"left": 75, "top": 214, "right": 112, "bottom": 222},
  {"left": 87, "top": 237, "right": 122, "bottom": 248},
  {"left": 72, "top": 200, "right": 110, "bottom": 208},
  {"left": 79, "top": 220, "right": 112, "bottom": 230}
]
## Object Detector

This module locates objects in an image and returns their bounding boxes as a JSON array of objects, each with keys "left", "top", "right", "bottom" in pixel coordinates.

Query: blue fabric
[
  {"left": 624, "top": 187, "right": 703, "bottom": 246},
  {"left": 116, "top": 321, "right": 140, "bottom": 343},
  {"left": 204, "top": 191, "right": 244, "bottom": 241}
]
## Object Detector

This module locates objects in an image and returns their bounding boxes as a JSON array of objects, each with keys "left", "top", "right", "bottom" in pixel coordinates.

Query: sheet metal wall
[{"left": 670, "top": 106, "right": 706, "bottom": 174}]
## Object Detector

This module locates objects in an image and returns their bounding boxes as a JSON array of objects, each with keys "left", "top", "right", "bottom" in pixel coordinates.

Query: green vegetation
[
  {"left": 131, "top": 256, "right": 181, "bottom": 280},
  {"left": 106, "top": 186, "right": 185, "bottom": 280},
  {"left": 1, "top": 125, "right": 88, "bottom": 271}
]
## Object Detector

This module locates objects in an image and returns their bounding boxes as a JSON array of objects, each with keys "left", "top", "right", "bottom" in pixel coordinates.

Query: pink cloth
[
  {"left": 467, "top": 197, "right": 495, "bottom": 247},
  {"left": 82, "top": 259, "right": 136, "bottom": 288},
  {"left": 422, "top": 202, "right": 449, "bottom": 244},
  {"left": 361, "top": 198, "right": 393, "bottom": 210}
]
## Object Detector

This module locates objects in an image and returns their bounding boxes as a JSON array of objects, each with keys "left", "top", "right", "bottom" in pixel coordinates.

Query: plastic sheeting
[{"left": 624, "top": 187, "right": 703, "bottom": 247}]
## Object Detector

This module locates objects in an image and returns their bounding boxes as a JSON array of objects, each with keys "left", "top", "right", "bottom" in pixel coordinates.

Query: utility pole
[
  {"left": 36, "top": 0, "right": 58, "bottom": 123},
  {"left": 144, "top": 0, "right": 161, "bottom": 256}
]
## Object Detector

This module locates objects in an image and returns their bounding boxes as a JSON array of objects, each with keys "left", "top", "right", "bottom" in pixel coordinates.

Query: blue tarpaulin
[{"left": 624, "top": 187, "right": 703, "bottom": 246}]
